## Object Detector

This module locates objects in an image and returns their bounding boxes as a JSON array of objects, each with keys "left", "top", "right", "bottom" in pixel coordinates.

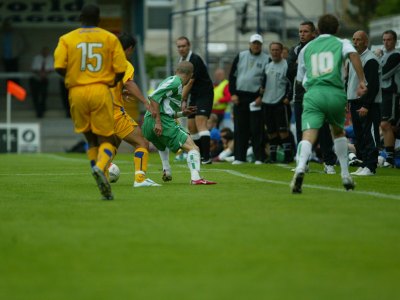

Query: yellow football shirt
[{"left": 54, "top": 26, "right": 126, "bottom": 88}]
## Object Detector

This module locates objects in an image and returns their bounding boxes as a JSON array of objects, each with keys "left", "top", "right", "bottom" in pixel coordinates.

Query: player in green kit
[
  {"left": 142, "top": 61, "right": 217, "bottom": 185},
  {"left": 291, "top": 14, "right": 367, "bottom": 193}
]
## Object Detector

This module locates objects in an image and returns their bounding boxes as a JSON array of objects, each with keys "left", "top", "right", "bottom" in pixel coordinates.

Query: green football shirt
[
  {"left": 297, "top": 34, "right": 356, "bottom": 91},
  {"left": 146, "top": 75, "right": 183, "bottom": 118}
]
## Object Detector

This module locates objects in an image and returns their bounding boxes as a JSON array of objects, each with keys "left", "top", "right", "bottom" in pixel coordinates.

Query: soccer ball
[{"left": 108, "top": 163, "right": 120, "bottom": 183}]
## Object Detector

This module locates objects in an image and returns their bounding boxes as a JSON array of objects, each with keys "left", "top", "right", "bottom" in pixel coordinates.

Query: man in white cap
[{"left": 228, "top": 33, "right": 270, "bottom": 164}]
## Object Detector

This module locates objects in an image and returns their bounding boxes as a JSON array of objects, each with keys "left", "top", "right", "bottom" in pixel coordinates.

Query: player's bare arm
[
  {"left": 149, "top": 98, "right": 162, "bottom": 136},
  {"left": 123, "top": 80, "right": 154, "bottom": 115}
]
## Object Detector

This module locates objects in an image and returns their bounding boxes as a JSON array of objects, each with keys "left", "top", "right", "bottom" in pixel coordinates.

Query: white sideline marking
[{"left": 4, "top": 154, "right": 399, "bottom": 201}]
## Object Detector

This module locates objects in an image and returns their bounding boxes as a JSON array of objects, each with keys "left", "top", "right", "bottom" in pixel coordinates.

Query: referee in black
[{"left": 176, "top": 36, "right": 214, "bottom": 164}]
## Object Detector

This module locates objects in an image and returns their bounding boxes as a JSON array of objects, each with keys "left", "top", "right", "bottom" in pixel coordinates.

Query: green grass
[{"left": 0, "top": 153, "right": 400, "bottom": 300}]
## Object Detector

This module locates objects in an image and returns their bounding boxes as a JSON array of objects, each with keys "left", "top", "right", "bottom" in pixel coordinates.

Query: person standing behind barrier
[
  {"left": 212, "top": 68, "right": 231, "bottom": 128},
  {"left": 261, "top": 42, "right": 292, "bottom": 163},
  {"left": 378, "top": 30, "right": 400, "bottom": 167},
  {"left": 176, "top": 36, "right": 214, "bottom": 164},
  {"left": 347, "top": 31, "right": 381, "bottom": 176},
  {"left": 54, "top": 4, "right": 126, "bottom": 200},
  {"left": 30, "top": 47, "right": 54, "bottom": 118},
  {"left": 287, "top": 21, "right": 337, "bottom": 173},
  {"left": 229, "top": 34, "right": 269, "bottom": 164},
  {"left": 0, "top": 18, "right": 25, "bottom": 83}
]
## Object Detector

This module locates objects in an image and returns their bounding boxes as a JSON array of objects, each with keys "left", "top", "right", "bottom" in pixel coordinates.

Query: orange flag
[{"left": 7, "top": 80, "right": 26, "bottom": 101}]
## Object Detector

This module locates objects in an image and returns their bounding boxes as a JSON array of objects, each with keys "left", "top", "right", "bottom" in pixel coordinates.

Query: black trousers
[
  {"left": 30, "top": 77, "right": 49, "bottom": 118},
  {"left": 294, "top": 100, "right": 336, "bottom": 165},
  {"left": 233, "top": 96, "right": 265, "bottom": 162},
  {"left": 350, "top": 101, "right": 381, "bottom": 172}
]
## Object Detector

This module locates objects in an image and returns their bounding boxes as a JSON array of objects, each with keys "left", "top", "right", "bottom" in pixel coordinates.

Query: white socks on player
[
  {"left": 334, "top": 137, "right": 350, "bottom": 177},
  {"left": 187, "top": 149, "right": 201, "bottom": 180},
  {"left": 296, "top": 140, "right": 312, "bottom": 173},
  {"left": 159, "top": 148, "right": 171, "bottom": 172}
]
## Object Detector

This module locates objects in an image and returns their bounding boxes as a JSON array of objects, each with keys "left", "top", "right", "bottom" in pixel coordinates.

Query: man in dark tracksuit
[
  {"left": 378, "top": 30, "right": 400, "bottom": 167},
  {"left": 348, "top": 31, "right": 381, "bottom": 176},
  {"left": 286, "top": 21, "right": 337, "bottom": 173},
  {"left": 229, "top": 34, "right": 269, "bottom": 164}
]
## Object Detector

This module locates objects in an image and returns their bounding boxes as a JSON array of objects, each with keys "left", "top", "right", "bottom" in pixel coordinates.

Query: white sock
[
  {"left": 187, "top": 149, "right": 201, "bottom": 180},
  {"left": 191, "top": 133, "right": 200, "bottom": 141},
  {"left": 218, "top": 148, "right": 233, "bottom": 160},
  {"left": 296, "top": 140, "right": 312, "bottom": 173},
  {"left": 158, "top": 149, "right": 171, "bottom": 172},
  {"left": 334, "top": 137, "right": 349, "bottom": 177},
  {"left": 198, "top": 130, "right": 210, "bottom": 137}
]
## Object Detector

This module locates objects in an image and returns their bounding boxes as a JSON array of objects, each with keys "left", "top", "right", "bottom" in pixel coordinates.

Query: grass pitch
[{"left": 1, "top": 153, "right": 400, "bottom": 300}]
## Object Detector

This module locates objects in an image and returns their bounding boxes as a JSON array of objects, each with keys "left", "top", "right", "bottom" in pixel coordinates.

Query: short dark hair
[
  {"left": 80, "top": 4, "right": 100, "bottom": 26},
  {"left": 383, "top": 30, "right": 397, "bottom": 42},
  {"left": 269, "top": 41, "right": 283, "bottom": 50},
  {"left": 176, "top": 36, "right": 191, "bottom": 45},
  {"left": 300, "top": 21, "right": 316, "bottom": 32},
  {"left": 318, "top": 14, "right": 339, "bottom": 35},
  {"left": 118, "top": 32, "right": 137, "bottom": 50}
]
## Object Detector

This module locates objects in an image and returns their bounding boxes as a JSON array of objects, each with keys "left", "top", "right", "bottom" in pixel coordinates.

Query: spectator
[
  {"left": 379, "top": 30, "right": 400, "bottom": 167},
  {"left": 216, "top": 127, "right": 234, "bottom": 162},
  {"left": 59, "top": 78, "right": 71, "bottom": 118},
  {"left": 291, "top": 14, "right": 367, "bottom": 193},
  {"left": 207, "top": 113, "right": 223, "bottom": 159},
  {"left": 54, "top": 4, "right": 126, "bottom": 200},
  {"left": 212, "top": 68, "right": 231, "bottom": 128},
  {"left": 348, "top": 31, "right": 381, "bottom": 176},
  {"left": 287, "top": 20, "right": 337, "bottom": 174},
  {"left": 30, "top": 46, "right": 54, "bottom": 118},
  {"left": 282, "top": 46, "right": 289, "bottom": 60},
  {"left": 229, "top": 33, "right": 269, "bottom": 164},
  {"left": 176, "top": 36, "right": 214, "bottom": 164},
  {"left": 261, "top": 41, "right": 292, "bottom": 163},
  {"left": 0, "top": 18, "right": 25, "bottom": 83}
]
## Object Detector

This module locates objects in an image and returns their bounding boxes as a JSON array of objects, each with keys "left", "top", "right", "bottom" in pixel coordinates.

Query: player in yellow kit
[
  {"left": 54, "top": 4, "right": 126, "bottom": 200},
  {"left": 111, "top": 33, "right": 160, "bottom": 187}
]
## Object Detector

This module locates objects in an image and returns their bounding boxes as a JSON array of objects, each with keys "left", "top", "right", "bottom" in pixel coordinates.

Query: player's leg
[
  {"left": 126, "top": 127, "right": 160, "bottom": 187},
  {"left": 181, "top": 137, "right": 216, "bottom": 185},
  {"left": 380, "top": 93, "right": 398, "bottom": 166},
  {"left": 291, "top": 90, "right": 323, "bottom": 193},
  {"left": 328, "top": 91, "right": 354, "bottom": 190},
  {"left": 142, "top": 115, "right": 171, "bottom": 183},
  {"left": 90, "top": 84, "right": 119, "bottom": 199},
  {"left": 159, "top": 148, "right": 172, "bottom": 182},
  {"left": 277, "top": 103, "right": 293, "bottom": 163}
]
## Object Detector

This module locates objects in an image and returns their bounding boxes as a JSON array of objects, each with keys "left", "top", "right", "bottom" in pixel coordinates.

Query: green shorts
[
  {"left": 302, "top": 87, "right": 347, "bottom": 131},
  {"left": 142, "top": 114, "right": 188, "bottom": 153}
]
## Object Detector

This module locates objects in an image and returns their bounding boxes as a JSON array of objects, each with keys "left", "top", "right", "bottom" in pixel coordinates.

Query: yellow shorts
[
  {"left": 114, "top": 106, "right": 138, "bottom": 139},
  {"left": 69, "top": 84, "right": 114, "bottom": 137}
]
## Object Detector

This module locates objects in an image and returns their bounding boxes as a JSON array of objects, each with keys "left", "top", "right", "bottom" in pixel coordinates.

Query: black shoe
[
  {"left": 201, "top": 158, "right": 212, "bottom": 165},
  {"left": 291, "top": 172, "right": 304, "bottom": 194}
]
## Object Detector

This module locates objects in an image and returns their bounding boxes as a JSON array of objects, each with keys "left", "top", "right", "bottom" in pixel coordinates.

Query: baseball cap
[{"left": 249, "top": 34, "right": 263, "bottom": 44}]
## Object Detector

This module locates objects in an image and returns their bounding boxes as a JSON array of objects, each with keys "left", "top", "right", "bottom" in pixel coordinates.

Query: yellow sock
[
  {"left": 96, "top": 142, "right": 116, "bottom": 172},
  {"left": 134, "top": 147, "right": 148, "bottom": 183},
  {"left": 87, "top": 147, "right": 98, "bottom": 168}
]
